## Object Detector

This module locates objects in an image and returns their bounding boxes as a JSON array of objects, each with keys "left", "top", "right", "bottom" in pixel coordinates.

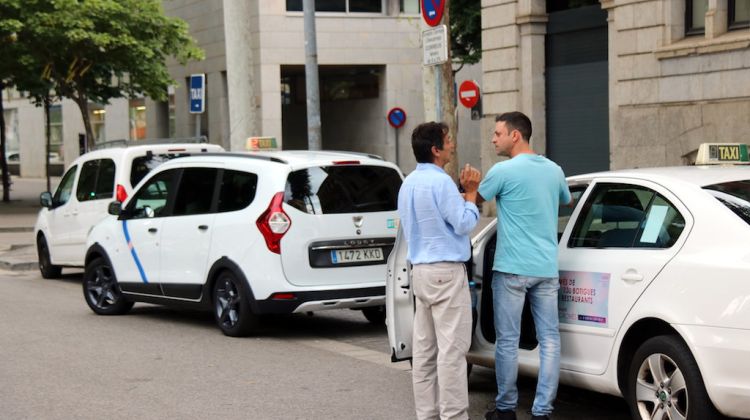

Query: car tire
[
  {"left": 37, "top": 235, "right": 62, "bottom": 279},
  {"left": 83, "top": 257, "right": 134, "bottom": 315},
  {"left": 212, "top": 271, "right": 259, "bottom": 337},
  {"left": 627, "top": 335, "right": 721, "bottom": 420},
  {"left": 361, "top": 305, "right": 386, "bottom": 324}
]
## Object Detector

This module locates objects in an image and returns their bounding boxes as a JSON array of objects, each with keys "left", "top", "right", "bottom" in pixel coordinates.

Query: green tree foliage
[
  {"left": 450, "top": 0, "right": 481, "bottom": 70},
  {"left": 9, "top": 0, "right": 204, "bottom": 149}
]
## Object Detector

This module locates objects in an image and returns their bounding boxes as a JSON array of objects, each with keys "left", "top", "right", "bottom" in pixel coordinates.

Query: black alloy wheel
[
  {"left": 37, "top": 235, "right": 62, "bottom": 279},
  {"left": 83, "top": 257, "right": 134, "bottom": 315},
  {"left": 212, "top": 271, "right": 258, "bottom": 337},
  {"left": 361, "top": 305, "right": 386, "bottom": 324}
]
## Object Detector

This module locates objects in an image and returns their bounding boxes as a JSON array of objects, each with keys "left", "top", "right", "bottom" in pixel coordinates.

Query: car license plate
[{"left": 331, "top": 247, "right": 383, "bottom": 264}]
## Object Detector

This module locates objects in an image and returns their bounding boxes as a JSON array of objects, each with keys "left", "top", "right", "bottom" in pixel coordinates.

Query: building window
[
  {"left": 686, "top": 0, "right": 708, "bottom": 35},
  {"left": 89, "top": 104, "right": 106, "bottom": 144},
  {"left": 401, "top": 0, "right": 419, "bottom": 13},
  {"left": 129, "top": 98, "right": 147, "bottom": 140},
  {"left": 280, "top": 65, "right": 381, "bottom": 105},
  {"left": 49, "top": 105, "right": 63, "bottom": 162},
  {"left": 168, "top": 86, "right": 176, "bottom": 138},
  {"left": 729, "top": 0, "right": 750, "bottom": 29},
  {"left": 286, "top": 0, "right": 383, "bottom": 13}
]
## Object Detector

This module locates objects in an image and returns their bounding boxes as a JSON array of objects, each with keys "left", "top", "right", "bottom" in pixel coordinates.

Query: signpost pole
[{"left": 195, "top": 115, "right": 201, "bottom": 138}]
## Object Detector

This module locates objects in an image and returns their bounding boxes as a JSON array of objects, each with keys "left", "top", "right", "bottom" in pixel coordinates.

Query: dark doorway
[{"left": 545, "top": 3, "right": 609, "bottom": 175}]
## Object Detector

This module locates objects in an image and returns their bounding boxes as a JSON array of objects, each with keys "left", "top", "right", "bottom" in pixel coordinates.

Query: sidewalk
[{"left": 0, "top": 177, "right": 58, "bottom": 271}]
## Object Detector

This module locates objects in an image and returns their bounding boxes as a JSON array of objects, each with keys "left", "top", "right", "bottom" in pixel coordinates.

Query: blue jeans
[{"left": 492, "top": 271, "right": 560, "bottom": 417}]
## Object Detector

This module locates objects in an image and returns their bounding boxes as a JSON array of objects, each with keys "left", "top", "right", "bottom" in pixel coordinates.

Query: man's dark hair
[
  {"left": 411, "top": 122, "right": 448, "bottom": 163},
  {"left": 496, "top": 112, "right": 532, "bottom": 142}
]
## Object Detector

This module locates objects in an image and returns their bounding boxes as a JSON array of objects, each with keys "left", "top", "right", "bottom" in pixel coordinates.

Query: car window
[
  {"left": 130, "top": 152, "right": 193, "bottom": 188},
  {"left": 76, "top": 159, "right": 116, "bottom": 202},
  {"left": 172, "top": 168, "right": 218, "bottom": 216},
  {"left": 128, "top": 169, "right": 177, "bottom": 219},
  {"left": 569, "top": 183, "right": 685, "bottom": 249},
  {"left": 704, "top": 180, "right": 750, "bottom": 226},
  {"left": 284, "top": 165, "right": 402, "bottom": 214},
  {"left": 557, "top": 185, "right": 588, "bottom": 241},
  {"left": 53, "top": 165, "right": 77, "bottom": 206},
  {"left": 218, "top": 170, "right": 258, "bottom": 213}
]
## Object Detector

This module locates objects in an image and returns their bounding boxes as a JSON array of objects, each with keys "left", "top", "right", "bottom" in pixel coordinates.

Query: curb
[
  {"left": 0, "top": 260, "right": 37, "bottom": 271},
  {"left": 0, "top": 227, "right": 34, "bottom": 233}
]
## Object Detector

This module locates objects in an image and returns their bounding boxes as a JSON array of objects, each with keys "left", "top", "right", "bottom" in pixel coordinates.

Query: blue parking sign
[{"left": 189, "top": 74, "right": 205, "bottom": 114}]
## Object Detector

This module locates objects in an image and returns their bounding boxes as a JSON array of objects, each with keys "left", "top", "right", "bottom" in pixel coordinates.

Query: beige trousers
[{"left": 411, "top": 262, "right": 472, "bottom": 420}]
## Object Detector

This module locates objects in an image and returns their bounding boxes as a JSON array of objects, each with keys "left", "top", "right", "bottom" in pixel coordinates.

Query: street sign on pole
[
  {"left": 421, "top": 0, "right": 445, "bottom": 27},
  {"left": 189, "top": 74, "right": 205, "bottom": 114},
  {"left": 458, "top": 80, "right": 480, "bottom": 109},
  {"left": 387, "top": 107, "right": 407, "bottom": 128},
  {"left": 422, "top": 25, "right": 448, "bottom": 66}
]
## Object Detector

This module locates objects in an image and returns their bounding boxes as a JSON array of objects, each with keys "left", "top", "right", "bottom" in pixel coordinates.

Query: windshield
[
  {"left": 285, "top": 165, "right": 402, "bottom": 214},
  {"left": 704, "top": 180, "right": 750, "bottom": 225}
]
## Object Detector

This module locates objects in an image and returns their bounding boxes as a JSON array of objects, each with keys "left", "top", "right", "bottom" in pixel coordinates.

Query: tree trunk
[
  {"left": 72, "top": 94, "right": 94, "bottom": 152},
  {"left": 440, "top": 2, "right": 459, "bottom": 181},
  {"left": 0, "top": 81, "right": 11, "bottom": 202}
]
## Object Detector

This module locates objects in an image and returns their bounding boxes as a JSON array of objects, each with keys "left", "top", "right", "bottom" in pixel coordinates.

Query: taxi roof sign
[
  {"left": 246, "top": 136, "right": 280, "bottom": 151},
  {"left": 695, "top": 143, "right": 749, "bottom": 165}
]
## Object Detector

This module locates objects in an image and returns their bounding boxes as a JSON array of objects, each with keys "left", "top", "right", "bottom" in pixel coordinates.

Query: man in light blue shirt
[
  {"left": 479, "top": 112, "right": 572, "bottom": 420},
  {"left": 397, "top": 121, "right": 481, "bottom": 420}
]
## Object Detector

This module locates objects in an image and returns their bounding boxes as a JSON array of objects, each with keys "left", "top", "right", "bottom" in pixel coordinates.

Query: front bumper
[{"left": 675, "top": 324, "right": 750, "bottom": 418}]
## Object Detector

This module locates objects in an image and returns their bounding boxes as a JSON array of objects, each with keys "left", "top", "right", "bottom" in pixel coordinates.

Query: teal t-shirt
[{"left": 478, "top": 154, "right": 571, "bottom": 278}]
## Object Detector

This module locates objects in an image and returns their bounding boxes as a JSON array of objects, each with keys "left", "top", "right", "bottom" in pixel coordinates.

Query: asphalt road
[{"left": 0, "top": 269, "right": 630, "bottom": 420}]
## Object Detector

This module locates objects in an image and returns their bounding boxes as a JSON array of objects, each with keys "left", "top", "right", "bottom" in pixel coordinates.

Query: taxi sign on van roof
[
  {"left": 695, "top": 143, "right": 749, "bottom": 165},
  {"left": 246, "top": 136, "right": 280, "bottom": 151}
]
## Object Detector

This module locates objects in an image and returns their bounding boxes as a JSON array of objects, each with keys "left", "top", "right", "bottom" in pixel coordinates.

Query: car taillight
[
  {"left": 116, "top": 184, "right": 128, "bottom": 202},
  {"left": 256, "top": 192, "right": 291, "bottom": 254}
]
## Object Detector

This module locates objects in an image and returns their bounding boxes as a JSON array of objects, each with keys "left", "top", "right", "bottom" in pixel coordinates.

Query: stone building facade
[{"left": 479, "top": 0, "right": 750, "bottom": 178}]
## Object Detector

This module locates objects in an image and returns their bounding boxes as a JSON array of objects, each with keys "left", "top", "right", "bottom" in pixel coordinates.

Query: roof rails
[
  {"left": 92, "top": 136, "right": 209, "bottom": 151},
  {"left": 196, "top": 152, "right": 288, "bottom": 164},
  {"left": 322, "top": 150, "right": 384, "bottom": 161}
]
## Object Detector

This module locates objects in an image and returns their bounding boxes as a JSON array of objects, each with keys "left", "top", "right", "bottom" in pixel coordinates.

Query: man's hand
[{"left": 459, "top": 164, "right": 482, "bottom": 203}]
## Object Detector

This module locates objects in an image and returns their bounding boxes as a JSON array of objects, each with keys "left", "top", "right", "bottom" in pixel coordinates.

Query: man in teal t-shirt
[{"left": 478, "top": 112, "right": 572, "bottom": 420}]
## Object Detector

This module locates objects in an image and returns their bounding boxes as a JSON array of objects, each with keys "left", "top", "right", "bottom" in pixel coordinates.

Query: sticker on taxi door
[{"left": 558, "top": 271, "right": 610, "bottom": 327}]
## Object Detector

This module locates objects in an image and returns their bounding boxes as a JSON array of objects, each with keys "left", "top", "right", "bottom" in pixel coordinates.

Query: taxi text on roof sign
[
  {"left": 246, "top": 136, "right": 280, "bottom": 151},
  {"left": 695, "top": 143, "right": 749, "bottom": 165}
]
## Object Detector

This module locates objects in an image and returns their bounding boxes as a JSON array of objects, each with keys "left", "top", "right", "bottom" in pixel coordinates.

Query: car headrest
[
  {"left": 601, "top": 190, "right": 643, "bottom": 210},
  {"left": 602, "top": 205, "right": 644, "bottom": 223}
]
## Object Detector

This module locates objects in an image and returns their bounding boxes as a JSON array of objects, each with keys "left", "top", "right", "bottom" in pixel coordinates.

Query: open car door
[{"left": 385, "top": 226, "right": 414, "bottom": 362}]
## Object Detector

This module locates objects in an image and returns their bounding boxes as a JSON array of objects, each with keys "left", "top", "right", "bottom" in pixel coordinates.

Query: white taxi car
[
  {"left": 387, "top": 143, "right": 750, "bottom": 419},
  {"left": 34, "top": 139, "right": 223, "bottom": 278},
  {"left": 83, "top": 151, "right": 403, "bottom": 336}
]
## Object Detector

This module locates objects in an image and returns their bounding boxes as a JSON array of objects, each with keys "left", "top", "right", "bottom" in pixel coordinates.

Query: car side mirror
[
  {"left": 108, "top": 201, "right": 122, "bottom": 216},
  {"left": 40, "top": 192, "right": 53, "bottom": 208}
]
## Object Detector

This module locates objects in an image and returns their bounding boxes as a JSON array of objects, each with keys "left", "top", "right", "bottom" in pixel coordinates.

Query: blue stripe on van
[{"left": 122, "top": 220, "right": 149, "bottom": 284}]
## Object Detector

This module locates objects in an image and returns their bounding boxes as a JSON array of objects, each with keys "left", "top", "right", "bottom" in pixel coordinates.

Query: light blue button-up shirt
[{"left": 397, "top": 163, "right": 480, "bottom": 264}]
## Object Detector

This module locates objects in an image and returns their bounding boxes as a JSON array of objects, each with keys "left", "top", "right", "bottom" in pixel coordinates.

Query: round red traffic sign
[
  {"left": 458, "top": 80, "right": 480, "bottom": 109},
  {"left": 421, "top": 0, "right": 445, "bottom": 27},
  {"left": 387, "top": 107, "right": 407, "bottom": 128}
]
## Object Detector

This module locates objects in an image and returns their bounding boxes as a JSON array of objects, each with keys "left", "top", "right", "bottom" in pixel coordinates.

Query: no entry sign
[
  {"left": 387, "top": 107, "right": 407, "bottom": 128},
  {"left": 458, "top": 80, "right": 480, "bottom": 109},
  {"left": 421, "top": 0, "right": 445, "bottom": 27}
]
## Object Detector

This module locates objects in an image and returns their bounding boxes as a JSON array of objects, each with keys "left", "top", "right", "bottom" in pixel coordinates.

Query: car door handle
[
  {"left": 148, "top": 228, "right": 158, "bottom": 234},
  {"left": 198, "top": 225, "right": 209, "bottom": 231},
  {"left": 621, "top": 270, "right": 644, "bottom": 283}
]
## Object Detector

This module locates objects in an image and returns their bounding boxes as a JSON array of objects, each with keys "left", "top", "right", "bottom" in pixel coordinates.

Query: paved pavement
[{"left": 0, "top": 177, "right": 57, "bottom": 271}]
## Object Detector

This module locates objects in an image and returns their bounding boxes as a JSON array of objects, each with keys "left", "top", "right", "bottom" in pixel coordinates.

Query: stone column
[
  {"left": 516, "top": 0, "right": 547, "bottom": 154},
  {"left": 222, "top": 0, "right": 259, "bottom": 151}
]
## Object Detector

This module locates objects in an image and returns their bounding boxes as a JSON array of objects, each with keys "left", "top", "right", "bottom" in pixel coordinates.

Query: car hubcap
[
  {"left": 86, "top": 265, "right": 119, "bottom": 308},
  {"left": 635, "top": 353, "right": 688, "bottom": 420},
  {"left": 215, "top": 279, "right": 241, "bottom": 329}
]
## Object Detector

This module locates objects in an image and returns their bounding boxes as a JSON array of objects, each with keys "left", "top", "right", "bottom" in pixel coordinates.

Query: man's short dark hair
[
  {"left": 496, "top": 112, "right": 532, "bottom": 142},
  {"left": 411, "top": 122, "right": 448, "bottom": 163}
]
